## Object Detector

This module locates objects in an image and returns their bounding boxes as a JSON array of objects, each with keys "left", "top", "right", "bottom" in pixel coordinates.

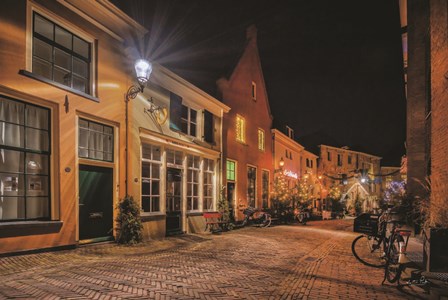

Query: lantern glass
[{"left": 134, "top": 59, "right": 152, "bottom": 86}]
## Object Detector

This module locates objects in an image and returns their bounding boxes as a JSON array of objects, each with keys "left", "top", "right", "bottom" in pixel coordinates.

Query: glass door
[{"left": 166, "top": 168, "right": 182, "bottom": 235}]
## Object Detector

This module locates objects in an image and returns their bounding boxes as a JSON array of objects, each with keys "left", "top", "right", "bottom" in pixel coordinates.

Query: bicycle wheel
[
  {"left": 260, "top": 214, "right": 272, "bottom": 227},
  {"left": 384, "top": 235, "right": 403, "bottom": 283},
  {"left": 351, "top": 235, "right": 386, "bottom": 268}
]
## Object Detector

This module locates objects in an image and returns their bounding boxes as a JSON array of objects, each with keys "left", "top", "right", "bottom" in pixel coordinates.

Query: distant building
[
  {"left": 218, "top": 25, "right": 273, "bottom": 220},
  {"left": 318, "top": 145, "right": 382, "bottom": 212},
  {"left": 380, "top": 166, "right": 405, "bottom": 194}
]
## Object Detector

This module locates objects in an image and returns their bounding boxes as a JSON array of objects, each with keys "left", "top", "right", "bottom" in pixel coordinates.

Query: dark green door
[
  {"left": 166, "top": 168, "right": 182, "bottom": 235},
  {"left": 79, "top": 165, "right": 113, "bottom": 241}
]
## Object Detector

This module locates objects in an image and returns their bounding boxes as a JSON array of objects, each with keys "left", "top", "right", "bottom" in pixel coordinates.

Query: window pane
[
  {"left": 26, "top": 105, "right": 48, "bottom": 130},
  {"left": 33, "top": 57, "right": 52, "bottom": 80},
  {"left": 54, "top": 66, "right": 71, "bottom": 87},
  {"left": 0, "top": 174, "right": 25, "bottom": 196},
  {"left": 142, "top": 181, "right": 150, "bottom": 195},
  {"left": 78, "top": 148, "right": 88, "bottom": 158},
  {"left": 0, "top": 197, "right": 25, "bottom": 220},
  {"left": 26, "top": 175, "right": 48, "bottom": 196},
  {"left": 166, "top": 150, "right": 174, "bottom": 164},
  {"left": 151, "top": 164, "right": 160, "bottom": 178},
  {"left": 26, "top": 197, "right": 49, "bottom": 219},
  {"left": 181, "top": 105, "right": 188, "bottom": 119},
  {"left": 0, "top": 97, "right": 25, "bottom": 124},
  {"left": 33, "top": 38, "right": 53, "bottom": 62},
  {"left": 73, "top": 76, "right": 87, "bottom": 94},
  {"left": 0, "top": 123, "right": 24, "bottom": 148},
  {"left": 55, "top": 26, "right": 72, "bottom": 49},
  {"left": 142, "top": 162, "right": 150, "bottom": 178},
  {"left": 151, "top": 197, "right": 160, "bottom": 212},
  {"left": 73, "top": 36, "right": 89, "bottom": 59},
  {"left": 142, "top": 196, "right": 150, "bottom": 212},
  {"left": 152, "top": 181, "right": 159, "bottom": 196},
  {"left": 0, "top": 150, "right": 24, "bottom": 173},
  {"left": 54, "top": 48, "right": 71, "bottom": 71},
  {"left": 190, "top": 109, "right": 197, "bottom": 122},
  {"left": 26, "top": 153, "right": 48, "bottom": 175},
  {"left": 181, "top": 120, "right": 188, "bottom": 135},
  {"left": 190, "top": 123, "right": 196, "bottom": 137},
  {"left": 34, "top": 15, "right": 53, "bottom": 40},
  {"left": 152, "top": 146, "right": 161, "bottom": 161},
  {"left": 79, "top": 119, "right": 89, "bottom": 129},
  {"left": 102, "top": 134, "right": 113, "bottom": 155},
  {"left": 175, "top": 151, "right": 182, "bottom": 164},
  {"left": 73, "top": 57, "right": 88, "bottom": 77},
  {"left": 25, "top": 128, "right": 49, "bottom": 151}
]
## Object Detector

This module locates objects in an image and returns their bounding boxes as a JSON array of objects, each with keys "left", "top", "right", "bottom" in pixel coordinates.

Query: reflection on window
[
  {"left": 236, "top": 115, "right": 245, "bottom": 143},
  {"left": 187, "top": 155, "right": 200, "bottom": 211},
  {"left": 78, "top": 119, "right": 113, "bottom": 162},
  {"left": 141, "top": 143, "right": 161, "bottom": 213},
  {"left": 203, "top": 159, "right": 214, "bottom": 211},
  {"left": 32, "top": 13, "right": 91, "bottom": 94},
  {"left": 0, "top": 96, "right": 50, "bottom": 221}
]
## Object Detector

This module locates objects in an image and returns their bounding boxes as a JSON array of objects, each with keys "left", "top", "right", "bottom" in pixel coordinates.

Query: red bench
[{"left": 203, "top": 212, "right": 227, "bottom": 232}]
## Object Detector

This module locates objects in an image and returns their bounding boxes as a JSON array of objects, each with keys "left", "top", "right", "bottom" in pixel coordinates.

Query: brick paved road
[{"left": 0, "top": 221, "right": 426, "bottom": 299}]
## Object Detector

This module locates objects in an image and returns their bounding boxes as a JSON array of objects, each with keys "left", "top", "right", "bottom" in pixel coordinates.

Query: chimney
[{"left": 246, "top": 24, "right": 257, "bottom": 42}]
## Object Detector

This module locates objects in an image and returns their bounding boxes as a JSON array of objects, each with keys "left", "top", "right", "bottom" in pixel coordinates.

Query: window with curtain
[
  {"left": 78, "top": 119, "right": 113, "bottom": 162},
  {"left": 141, "top": 143, "right": 161, "bottom": 213},
  {"left": 0, "top": 96, "right": 50, "bottom": 221},
  {"left": 203, "top": 158, "right": 214, "bottom": 211},
  {"left": 32, "top": 13, "right": 91, "bottom": 94},
  {"left": 247, "top": 166, "right": 256, "bottom": 207},
  {"left": 187, "top": 155, "right": 200, "bottom": 211}
]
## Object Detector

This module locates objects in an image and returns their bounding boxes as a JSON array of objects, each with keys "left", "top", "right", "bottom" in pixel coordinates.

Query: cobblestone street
[{"left": 0, "top": 220, "right": 425, "bottom": 299}]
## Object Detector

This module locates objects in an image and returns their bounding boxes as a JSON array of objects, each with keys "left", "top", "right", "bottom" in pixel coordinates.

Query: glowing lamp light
[
  {"left": 279, "top": 157, "right": 285, "bottom": 168},
  {"left": 361, "top": 177, "right": 367, "bottom": 183},
  {"left": 134, "top": 59, "right": 152, "bottom": 86}
]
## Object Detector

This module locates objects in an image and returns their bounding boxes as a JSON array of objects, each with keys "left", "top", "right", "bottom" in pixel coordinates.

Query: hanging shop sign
[{"left": 283, "top": 169, "right": 298, "bottom": 179}]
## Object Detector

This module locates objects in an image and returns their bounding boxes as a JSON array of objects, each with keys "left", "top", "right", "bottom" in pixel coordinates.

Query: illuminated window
[
  {"left": 203, "top": 159, "right": 214, "bottom": 211},
  {"left": 236, "top": 115, "right": 245, "bottom": 143},
  {"left": 187, "top": 155, "right": 200, "bottom": 211},
  {"left": 226, "top": 160, "right": 236, "bottom": 181},
  {"left": 247, "top": 166, "right": 257, "bottom": 207},
  {"left": 79, "top": 119, "right": 113, "bottom": 162},
  {"left": 141, "top": 144, "right": 161, "bottom": 213},
  {"left": 180, "top": 105, "right": 197, "bottom": 137},
  {"left": 32, "top": 13, "right": 91, "bottom": 94},
  {"left": 251, "top": 81, "right": 256, "bottom": 100},
  {"left": 258, "top": 128, "right": 265, "bottom": 151}
]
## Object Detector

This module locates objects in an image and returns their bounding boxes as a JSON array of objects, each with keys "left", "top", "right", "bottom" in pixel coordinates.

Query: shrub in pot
[{"left": 115, "top": 196, "right": 143, "bottom": 245}]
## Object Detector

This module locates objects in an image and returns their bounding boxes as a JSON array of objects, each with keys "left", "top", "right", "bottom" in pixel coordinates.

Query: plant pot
[{"left": 423, "top": 227, "right": 448, "bottom": 272}]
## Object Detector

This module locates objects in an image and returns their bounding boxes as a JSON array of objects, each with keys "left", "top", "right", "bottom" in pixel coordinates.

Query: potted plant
[
  {"left": 115, "top": 196, "right": 143, "bottom": 245},
  {"left": 416, "top": 178, "right": 448, "bottom": 273}
]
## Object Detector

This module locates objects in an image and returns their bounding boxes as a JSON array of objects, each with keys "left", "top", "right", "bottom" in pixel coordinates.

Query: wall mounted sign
[{"left": 284, "top": 169, "right": 298, "bottom": 179}]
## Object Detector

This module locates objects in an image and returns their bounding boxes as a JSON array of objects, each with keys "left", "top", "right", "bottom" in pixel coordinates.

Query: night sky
[{"left": 113, "top": 0, "right": 406, "bottom": 166}]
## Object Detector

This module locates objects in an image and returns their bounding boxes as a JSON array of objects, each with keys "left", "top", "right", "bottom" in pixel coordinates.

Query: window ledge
[
  {"left": 0, "top": 220, "right": 63, "bottom": 238},
  {"left": 19, "top": 70, "right": 99, "bottom": 103},
  {"left": 141, "top": 213, "right": 165, "bottom": 222},
  {"left": 187, "top": 211, "right": 203, "bottom": 217}
]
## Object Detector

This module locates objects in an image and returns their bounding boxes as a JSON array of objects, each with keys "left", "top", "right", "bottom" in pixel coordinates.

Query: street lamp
[
  {"left": 125, "top": 59, "right": 152, "bottom": 196},
  {"left": 279, "top": 157, "right": 285, "bottom": 168}
]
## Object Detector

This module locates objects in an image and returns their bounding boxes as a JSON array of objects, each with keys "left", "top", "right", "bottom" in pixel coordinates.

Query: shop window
[
  {"left": 32, "top": 13, "right": 91, "bottom": 94},
  {"left": 236, "top": 115, "right": 246, "bottom": 143},
  {"left": 78, "top": 119, "right": 113, "bottom": 162},
  {"left": 187, "top": 155, "right": 200, "bottom": 211},
  {"left": 203, "top": 158, "right": 214, "bottom": 211},
  {"left": 262, "top": 170, "right": 269, "bottom": 209},
  {"left": 0, "top": 96, "right": 50, "bottom": 221},
  {"left": 258, "top": 128, "right": 265, "bottom": 151},
  {"left": 141, "top": 143, "right": 161, "bottom": 213},
  {"left": 180, "top": 105, "right": 197, "bottom": 137},
  {"left": 226, "top": 160, "right": 236, "bottom": 181},
  {"left": 247, "top": 166, "right": 256, "bottom": 207}
]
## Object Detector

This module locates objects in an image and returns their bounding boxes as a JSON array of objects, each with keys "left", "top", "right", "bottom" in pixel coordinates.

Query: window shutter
[
  {"left": 203, "top": 110, "right": 214, "bottom": 143},
  {"left": 169, "top": 92, "right": 182, "bottom": 131}
]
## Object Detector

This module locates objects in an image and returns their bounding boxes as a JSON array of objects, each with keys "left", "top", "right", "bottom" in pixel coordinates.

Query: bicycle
[
  {"left": 382, "top": 226, "right": 411, "bottom": 284},
  {"left": 241, "top": 206, "right": 272, "bottom": 227}
]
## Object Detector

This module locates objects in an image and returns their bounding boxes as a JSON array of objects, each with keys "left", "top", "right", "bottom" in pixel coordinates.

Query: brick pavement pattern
[{"left": 0, "top": 221, "right": 425, "bottom": 299}]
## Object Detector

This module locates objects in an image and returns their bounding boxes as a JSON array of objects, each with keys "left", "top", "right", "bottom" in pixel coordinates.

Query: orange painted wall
[{"left": 0, "top": 0, "right": 133, "bottom": 254}]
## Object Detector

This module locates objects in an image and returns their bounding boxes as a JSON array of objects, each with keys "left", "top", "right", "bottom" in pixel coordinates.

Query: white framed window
[
  {"left": 78, "top": 119, "right": 113, "bottom": 162},
  {"left": 236, "top": 115, "right": 246, "bottom": 143},
  {"left": 166, "top": 149, "right": 183, "bottom": 168},
  {"left": 251, "top": 81, "right": 257, "bottom": 100},
  {"left": 187, "top": 155, "right": 200, "bottom": 211},
  {"left": 181, "top": 105, "right": 197, "bottom": 137},
  {"left": 141, "top": 144, "right": 161, "bottom": 213},
  {"left": 203, "top": 158, "right": 214, "bottom": 211},
  {"left": 32, "top": 12, "right": 91, "bottom": 94},
  {"left": 258, "top": 128, "right": 265, "bottom": 151},
  {"left": 0, "top": 96, "right": 51, "bottom": 221}
]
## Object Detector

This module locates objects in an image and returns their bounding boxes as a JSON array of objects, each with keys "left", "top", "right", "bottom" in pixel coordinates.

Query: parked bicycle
[
  {"left": 351, "top": 208, "right": 412, "bottom": 283},
  {"left": 241, "top": 206, "right": 272, "bottom": 228}
]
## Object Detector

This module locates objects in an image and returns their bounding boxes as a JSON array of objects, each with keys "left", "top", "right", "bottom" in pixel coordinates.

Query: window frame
[
  {"left": 226, "top": 159, "right": 236, "bottom": 182},
  {"left": 261, "top": 169, "right": 269, "bottom": 209},
  {"left": 78, "top": 118, "right": 114, "bottom": 162},
  {"left": 337, "top": 154, "right": 342, "bottom": 166},
  {"left": 141, "top": 143, "right": 162, "bottom": 214},
  {"left": 251, "top": 81, "right": 257, "bottom": 101},
  {"left": 186, "top": 155, "right": 200, "bottom": 212},
  {"left": 180, "top": 104, "right": 197, "bottom": 137},
  {"left": 0, "top": 95, "right": 51, "bottom": 222},
  {"left": 247, "top": 165, "right": 257, "bottom": 207},
  {"left": 31, "top": 12, "right": 92, "bottom": 95},
  {"left": 257, "top": 128, "right": 265, "bottom": 151},
  {"left": 203, "top": 158, "right": 215, "bottom": 211}
]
